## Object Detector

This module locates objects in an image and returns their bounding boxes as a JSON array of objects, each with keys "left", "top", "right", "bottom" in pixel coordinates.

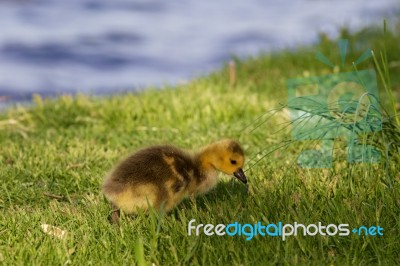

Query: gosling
[{"left": 102, "top": 139, "right": 247, "bottom": 222}]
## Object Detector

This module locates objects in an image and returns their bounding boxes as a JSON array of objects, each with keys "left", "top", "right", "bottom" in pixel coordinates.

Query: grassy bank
[{"left": 0, "top": 24, "right": 399, "bottom": 265}]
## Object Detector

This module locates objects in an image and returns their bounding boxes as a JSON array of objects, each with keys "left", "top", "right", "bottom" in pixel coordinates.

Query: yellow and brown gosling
[{"left": 102, "top": 139, "right": 247, "bottom": 222}]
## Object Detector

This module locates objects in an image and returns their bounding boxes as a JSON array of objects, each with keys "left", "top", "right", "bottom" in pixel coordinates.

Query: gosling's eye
[{"left": 230, "top": 159, "right": 237, "bottom": 165}]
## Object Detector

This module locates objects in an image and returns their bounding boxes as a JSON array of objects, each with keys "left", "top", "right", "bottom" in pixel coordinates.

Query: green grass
[{"left": 1, "top": 24, "right": 400, "bottom": 265}]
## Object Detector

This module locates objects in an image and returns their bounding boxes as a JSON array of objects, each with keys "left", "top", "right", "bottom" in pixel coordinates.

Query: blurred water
[{"left": 0, "top": 0, "right": 398, "bottom": 104}]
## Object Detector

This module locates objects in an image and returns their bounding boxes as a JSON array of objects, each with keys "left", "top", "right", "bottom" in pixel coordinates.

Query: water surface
[{"left": 0, "top": 0, "right": 398, "bottom": 104}]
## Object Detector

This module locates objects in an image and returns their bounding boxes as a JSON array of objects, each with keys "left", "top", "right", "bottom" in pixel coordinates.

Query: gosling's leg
[{"left": 109, "top": 203, "right": 120, "bottom": 224}]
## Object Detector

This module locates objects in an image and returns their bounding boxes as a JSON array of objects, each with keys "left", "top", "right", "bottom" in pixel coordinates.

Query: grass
[{"left": 0, "top": 23, "right": 400, "bottom": 265}]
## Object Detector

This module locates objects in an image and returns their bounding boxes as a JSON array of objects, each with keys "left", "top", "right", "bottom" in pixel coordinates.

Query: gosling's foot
[{"left": 108, "top": 204, "right": 120, "bottom": 224}]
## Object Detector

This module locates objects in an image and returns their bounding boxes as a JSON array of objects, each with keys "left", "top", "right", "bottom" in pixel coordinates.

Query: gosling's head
[{"left": 204, "top": 139, "right": 247, "bottom": 184}]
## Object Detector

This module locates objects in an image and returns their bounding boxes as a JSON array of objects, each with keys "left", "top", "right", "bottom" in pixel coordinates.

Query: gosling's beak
[{"left": 233, "top": 168, "right": 247, "bottom": 184}]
